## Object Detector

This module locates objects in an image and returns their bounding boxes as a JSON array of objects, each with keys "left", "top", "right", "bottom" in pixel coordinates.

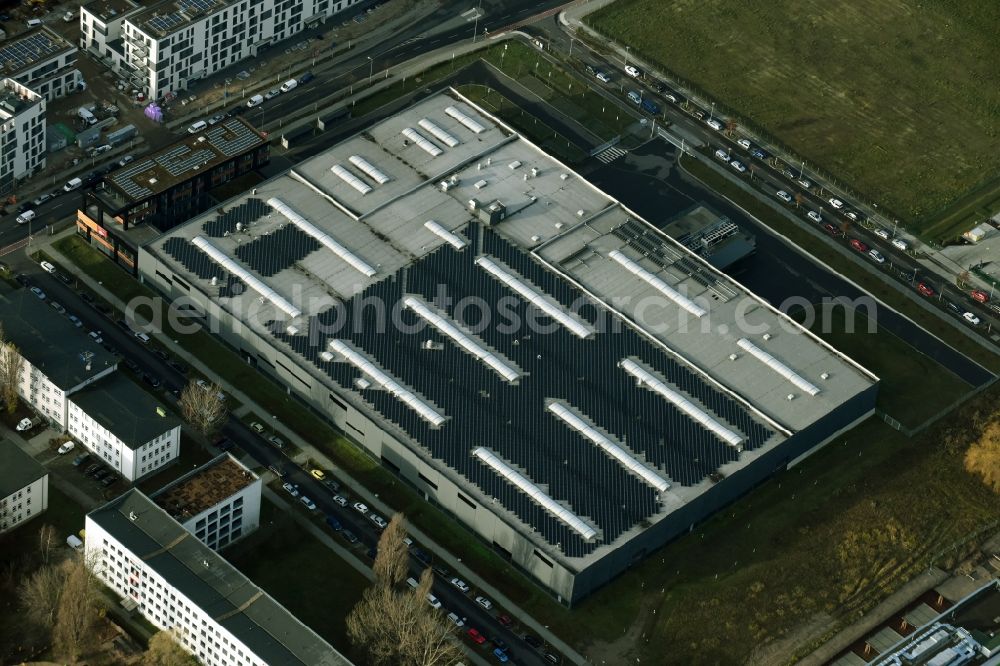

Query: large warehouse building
[{"left": 138, "top": 89, "right": 878, "bottom": 603}]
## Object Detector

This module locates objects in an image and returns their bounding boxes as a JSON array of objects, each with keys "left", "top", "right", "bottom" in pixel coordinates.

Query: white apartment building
[
  {"left": 85, "top": 490, "right": 353, "bottom": 666},
  {"left": 0, "top": 78, "right": 46, "bottom": 193},
  {"left": 2, "top": 292, "right": 118, "bottom": 430},
  {"left": 152, "top": 453, "right": 261, "bottom": 550},
  {"left": 0, "top": 27, "right": 84, "bottom": 101},
  {"left": 89, "top": 0, "right": 364, "bottom": 100},
  {"left": 0, "top": 438, "right": 49, "bottom": 534},
  {"left": 68, "top": 373, "right": 182, "bottom": 482}
]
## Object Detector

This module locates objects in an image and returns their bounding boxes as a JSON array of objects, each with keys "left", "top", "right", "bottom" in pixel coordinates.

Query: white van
[
  {"left": 78, "top": 107, "right": 97, "bottom": 126},
  {"left": 26, "top": 18, "right": 43, "bottom": 29},
  {"left": 187, "top": 120, "right": 208, "bottom": 134},
  {"left": 16, "top": 210, "right": 36, "bottom": 225},
  {"left": 64, "top": 177, "right": 83, "bottom": 192},
  {"left": 247, "top": 94, "right": 264, "bottom": 108},
  {"left": 280, "top": 78, "right": 298, "bottom": 93}
]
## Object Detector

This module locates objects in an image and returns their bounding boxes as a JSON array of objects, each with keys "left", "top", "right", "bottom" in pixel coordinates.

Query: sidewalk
[
  {"left": 559, "top": 0, "right": 998, "bottom": 297},
  {"left": 38, "top": 229, "right": 587, "bottom": 665}
]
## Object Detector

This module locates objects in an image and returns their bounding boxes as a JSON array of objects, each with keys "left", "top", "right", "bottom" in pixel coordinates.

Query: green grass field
[{"left": 588, "top": 0, "right": 1000, "bottom": 231}]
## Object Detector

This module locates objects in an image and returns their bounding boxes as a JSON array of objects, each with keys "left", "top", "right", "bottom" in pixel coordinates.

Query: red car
[
  {"left": 971, "top": 289, "right": 990, "bottom": 304},
  {"left": 823, "top": 223, "right": 840, "bottom": 237},
  {"left": 917, "top": 282, "right": 935, "bottom": 297},
  {"left": 467, "top": 628, "right": 487, "bottom": 645},
  {"left": 849, "top": 238, "right": 868, "bottom": 253},
  {"left": 497, "top": 614, "right": 514, "bottom": 628}
]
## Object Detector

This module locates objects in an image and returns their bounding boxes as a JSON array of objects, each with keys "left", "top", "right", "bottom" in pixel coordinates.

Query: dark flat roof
[
  {"left": 106, "top": 116, "right": 266, "bottom": 203},
  {"left": 152, "top": 454, "right": 257, "bottom": 521},
  {"left": 69, "top": 374, "right": 181, "bottom": 449},
  {"left": 87, "top": 490, "right": 352, "bottom": 666},
  {"left": 0, "top": 438, "right": 46, "bottom": 500},
  {"left": 0, "top": 290, "right": 117, "bottom": 391}
]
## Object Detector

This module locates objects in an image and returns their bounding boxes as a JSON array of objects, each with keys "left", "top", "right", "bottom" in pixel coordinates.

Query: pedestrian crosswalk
[{"left": 594, "top": 146, "right": 627, "bottom": 164}]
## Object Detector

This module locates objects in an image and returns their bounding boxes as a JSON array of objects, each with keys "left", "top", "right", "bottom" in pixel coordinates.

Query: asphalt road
[
  {"left": 12, "top": 257, "right": 561, "bottom": 666},
  {"left": 585, "top": 140, "right": 995, "bottom": 388}
]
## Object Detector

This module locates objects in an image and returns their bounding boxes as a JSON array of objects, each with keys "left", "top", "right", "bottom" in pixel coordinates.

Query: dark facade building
[{"left": 76, "top": 115, "right": 268, "bottom": 274}]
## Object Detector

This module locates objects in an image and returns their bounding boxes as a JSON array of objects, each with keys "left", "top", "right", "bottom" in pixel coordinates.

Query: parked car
[
  {"left": 56, "top": 271, "right": 72, "bottom": 285},
  {"left": 412, "top": 547, "right": 432, "bottom": 565},
  {"left": 100, "top": 475, "right": 117, "bottom": 487},
  {"left": 868, "top": 249, "right": 885, "bottom": 264},
  {"left": 264, "top": 89, "right": 280, "bottom": 100},
  {"left": 828, "top": 197, "right": 844, "bottom": 209},
  {"left": 118, "top": 155, "right": 135, "bottom": 166},
  {"left": 849, "top": 238, "right": 868, "bottom": 253},
  {"left": 823, "top": 223, "right": 840, "bottom": 237},
  {"left": 750, "top": 148, "right": 768, "bottom": 160},
  {"left": 705, "top": 118, "right": 723, "bottom": 131},
  {"left": 40, "top": 260, "right": 56, "bottom": 274},
  {"left": 426, "top": 593, "right": 442, "bottom": 609},
  {"left": 714, "top": 148, "right": 731, "bottom": 162},
  {"left": 50, "top": 301, "right": 66, "bottom": 315},
  {"left": 916, "top": 282, "right": 935, "bottom": 297},
  {"left": 322, "top": 478, "right": 341, "bottom": 493},
  {"left": 970, "top": 289, "right": 990, "bottom": 304},
  {"left": 729, "top": 160, "right": 747, "bottom": 174},
  {"left": 73, "top": 453, "right": 91, "bottom": 467},
  {"left": 775, "top": 190, "right": 792, "bottom": 203},
  {"left": 494, "top": 648, "right": 510, "bottom": 663},
  {"left": 446, "top": 612, "right": 465, "bottom": 628},
  {"left": 845, "top": 209, "right": 863, "bottom": 222},
  {"left": 250, "top": 421, "right": 265, "bottom": 433},
  {"left": 341, "top": 529, "right": 359, "bottom": 544},
  {"left": 594, "top": 70, "right": 611, "bottom": 83},
  {"left": 467, "top": 628, "right": 487, "bottom": 645},
  {"left": 299, "top": 71, "right": 315, "bottom": 84},
  {"left": 543, "top": 652, "right": 562, "bottom": 664},
  {"left": 623, "top": 65, "right": 641, "bottom": 78},
  {"left": 873, "top": 228, "right": 890, "bottom": 240},
  {"left": 247, "top": 94, "right": 264, "bottom": 108},
  {"left": 16, "top": 417, "right": 39, "bottom": 431},
  {"left": 797, "top": 177, "right": 812, "bottom": 189},
  {"left": 891, "top": 238, "right": 909, "bottom": 251},
  {"left": 32, "top": 193, "right": 53, "bottom": 206},
  {"left": 67, "top": 315, "right": 82, "bottom": 328},
  {"left": 267, "top": 434, "right": 284, "bottom": 449},
  {"left": 963, "top": 312, "right": 981, "bottom": 326},
  {"left": 807, "top": 210, "right": 822, "bottom": 223},
  {"left": 369, "top": 514, "right": 388, "bottom": 530},
  {"left": 29, "top": 286, "right": 45, "bottom": 300},
  {"left": 325, "top": 515, "right": 343, "bottom": 531},
  {"left": 522, "top": 634, "right": 543, "bottom": 649},
  {"left": 450, "top": 577, "right": 470, "bottom": 593},
  {"left": 207, "top": 114, "right": 225, "bottom": 126},
  {"left": 497, "top": 614, "right": 513, "bottom": 627},
  {"left": 310, "top": 468, "right": 326, "bottom": 480},
  {"left": 626, "top": 90, "right": 641, "bottom": 105},
  {"left": 300, "top": 496, "right": 317, "bottom": 511},
  {"left": 332, "top": 494, "right": 349, "bottom": 507},
  {"left": 352, "top": 502, "right": 369, "bottom": 515},
  {"left": 737, "top": 138, "right": 751, "bottom": 150},
  {"left": 474, "top": 595, "right": 493, "bottom": 610}
]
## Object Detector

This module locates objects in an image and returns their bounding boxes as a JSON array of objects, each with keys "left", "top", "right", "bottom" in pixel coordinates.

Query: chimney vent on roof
[
  {"left": 129, "top": 511, "right": 137, "bottom": 521},
  {"left": 762, "top": 333, "right": 772, "bottom": 341},
  {"left": 820, "top": 372, "right": 830, "bottom": 380},
  {"left": 786, "top": 394, "right": 795, "bottom": 401}
]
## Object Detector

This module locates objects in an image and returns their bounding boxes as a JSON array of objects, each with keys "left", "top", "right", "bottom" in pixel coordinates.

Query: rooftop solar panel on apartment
[
  {"left": 233, "top": 225, "right": 321, "bottom": 277},
  {"left": 203, "top": 198, "right": 273, "bottom": 237}
]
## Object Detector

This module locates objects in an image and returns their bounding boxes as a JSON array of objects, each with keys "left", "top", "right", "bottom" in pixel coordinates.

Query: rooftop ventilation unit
[
  {"left": 329, "top": 339, "right": 446, "bottom": 426},
  {"left": 267, "top": 197, "right": 376, "bottom": 277},
  {"left": 191, "top": 236, "right": 302, "bottom": 319},
  {"left": 404, "top": 296, "right": 520, "bottom": 382},
  {"left": 508, "top": 160, "right": 522, "bottom": 170},
  {"left": 548, "top": 401, "right": 670, "bottom": 492},
  {"left": 445, "top": 105, "right": 486, "bottom": 134},
  {"left": 417, "top": 118, "right": 459, "bottom": 147},
  {"left": 474, "top": 179, "right": 487, "bottom": 190},
  {"left": 609, "top": 249, "right": 707, "bottom": 318},
  {"left": 475, "top": 256, "right": 593, "bottom": 339},
  {"left": 424, "top": 220, "right": 468, "bottom": 250},
  {"left": 619, "top": 359, "right": 744, "bottom": 449},
  {"left": 330, "top": 164, "right": 371, "bottom": 194},
  {"left": 737, "top": 338, "right": 821, "bottom": 396},
  {"left": 401, "top": 127, "right": 442, "bottom": 156},
  {"left": 348, "top": 155, "right": 390, "bottom": 185},
  {"left": 472, "top": 447, "right": 597, "bottom": 541}
]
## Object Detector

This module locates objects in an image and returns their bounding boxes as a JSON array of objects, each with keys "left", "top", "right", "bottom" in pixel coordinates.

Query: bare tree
[
  {"left": 38, "top": 524, "right": 57, "bottom": 566},
  {"left": 19, "top": 559, "right": 68, "bottom": 632},
  {"left": 372, "top": 514, "right": 409, "bottom": 587},
  {"left": 965, "top": 419, "right": 1000, "bottom": 494},
  {"left": 178, "top": 380, "right": 228, "bottom": 438},
  {"left": 347, "top": 515, "right": 461, "bottom": 666},
  {"left": 0, "top": 324, "right": 24, "bottom": 414},
  {"left": 145, "top": 629, "right": 196, "bottom": 666},
  {"left": 52, "top": 558, "right": 102, "bottom": 662}
]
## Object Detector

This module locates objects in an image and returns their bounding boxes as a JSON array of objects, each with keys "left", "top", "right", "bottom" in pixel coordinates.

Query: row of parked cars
[{"left": 73, "top": 453, "right": 119, "bottom": 487}]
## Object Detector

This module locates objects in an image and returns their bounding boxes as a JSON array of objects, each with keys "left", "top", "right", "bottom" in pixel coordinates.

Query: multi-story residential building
[
  {"left": 107, "top": 0, "right": 362, "bottom": 100},
  {"left": 152, "top": 453, "right": 261, "bottom": 550},
  {"left": 0, "top": 27, "right": 83, "bottom": 101},
  {"left": 85, "top": 489, "right": 353, "bottom": 666},
  {"left": 0, "top": 438, "right": 48, "bottom": 535},
  {"left": 68, "top": 373, "right": 182, "bottom": 482},
  {"left": 1, "top": 291, "right": 118, "bottom": 429},
  {"left": 79, "top": 0, "right": 145, "bottom": 74},
  {"left": 0, "top": 78, "right": 46, "bottom": 194},
  {"left": 77, "top": 115, "right": 268, "bottom": 274}
]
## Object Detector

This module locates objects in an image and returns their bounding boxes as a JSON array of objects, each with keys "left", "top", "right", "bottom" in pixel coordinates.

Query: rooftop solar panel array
[
  {"left": 207, "top": 118, "right": 264, "bottom": 157},
  {"left": 146, "top": 12, "right": 184, "bottom": 34},
  {"left": 0, "top": 32, "right": 66, "bottom": 75},
  {"left": 203, "top": 198, "right": 273, "bottom": 237},
  {"left": 233, "top": 225, "right": 321, "bottom": 277},
  {"left": 163, "top": 237, "right": 245, "bottom": 298},
  {"left": 268, "top": 225, "right": 774, "bottom": 557},
  {"left": 156, "top": 144, "right": 215, "bottom": 178}
]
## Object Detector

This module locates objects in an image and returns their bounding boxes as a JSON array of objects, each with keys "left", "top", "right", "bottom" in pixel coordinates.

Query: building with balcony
[
  {"left": 0, "top": 438, "right": 48, "bottom": 535},
  {"left": 0, "top": 78, "right": 46, "bottom": 194},
  {"left": 152, "top": 453, "right": 261, "bottom": 550},
  {"left": 0, "top": 27, "right": 83, "bottom": 101},
  {"left": 76, "top": 115, "right": 268, "bottom": 274},
  {"left": 79, "top": 0, "right": 145, "bottom": 74}
]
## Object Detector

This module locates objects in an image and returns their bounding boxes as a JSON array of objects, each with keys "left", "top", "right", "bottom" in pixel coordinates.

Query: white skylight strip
[
  {"left": 608, "top": 249, "right": 707, "bottom": 318},
  {"left": 348, "top": 155, "right": 390, "bottom": 185},
  {"left": 267, "top": 198, "right": 376, "bottom": 278},
  {"left": 191, "top": 236, "right": 301, "bottom": 319},
  {"left": 330, "top": 164, "right": 372, "bottom": 195},
  {"left": 475, "top": 256, "right": 593, "bottom": 339},
  {"left": 403, "top": 296, "right": 519, "bottom": 382},
  {"left": 547, "top": 402, "right": 670, "bottom": 492},
  {"left": 418, "top": 118, "right": 460, "bottom": 147},
  {"left": 619, "top": 359, "right": 744, "bottom": 449},
  {"left": 472, "top": 447, "right": 597, "bottom": 541},
  {"left": 736, "top": 338, "right": 821, "bottom": 396},
  {"left": 445, "top": 105, "right": 486, "bottom": 134},
  {"left": 401, "top": 127, "right": 442, "bottom": 157},
  {"left": 424, "top": 220, "right": 468, "bottom": 250},
  {"left": 329, "top": 339, "right": 446, "bottom": 426}
]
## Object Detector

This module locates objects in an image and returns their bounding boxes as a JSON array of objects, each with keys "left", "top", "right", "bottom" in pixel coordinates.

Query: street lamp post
[
  {"left": 569, "top": 37, "right": 575, "bottom": 57},
  {"left": 367, "top": 56, "right": 373, "bottom": 85},
  {"left": 625, "top": 45, "right": 630, "bottom": 67},
  {"left": 709, "top": 101, "right": 715, "bottom": 122},
  {"left": 799, "top": 161, "right": 805, "bottom": 179},
  {"left": 472, "top": 0, "right": 483, "bottom": 43}
]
